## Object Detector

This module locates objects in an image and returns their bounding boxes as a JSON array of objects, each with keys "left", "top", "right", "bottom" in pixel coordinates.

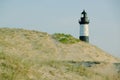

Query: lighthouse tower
[{"left": 79, "top": 10, "right": 89, "bottom": 42}]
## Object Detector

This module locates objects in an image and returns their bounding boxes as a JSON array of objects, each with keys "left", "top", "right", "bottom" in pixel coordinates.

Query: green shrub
[{"left": 53, "top": 33, "right": 79, "bottom": 44}]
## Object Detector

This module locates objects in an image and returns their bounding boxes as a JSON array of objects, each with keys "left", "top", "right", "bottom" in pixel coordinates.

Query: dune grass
[
  {"left": 52, "top": 33, "right": 80, "bottom": 44},
  {"left": 0, "top": 28, "right": 120, "bottom": 80},
  {"left": 0, "top": 51, "right": 96, "bottom": 80}
]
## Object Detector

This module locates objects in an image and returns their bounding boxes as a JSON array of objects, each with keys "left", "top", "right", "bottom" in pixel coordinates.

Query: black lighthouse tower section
[{"left": 79, "top": 10, "right": 89, "bottom": 42}]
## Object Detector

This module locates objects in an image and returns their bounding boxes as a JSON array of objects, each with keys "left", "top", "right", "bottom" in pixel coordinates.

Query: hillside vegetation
[{"left": 0, "top": 28, "right": 120, "bottom": 80}]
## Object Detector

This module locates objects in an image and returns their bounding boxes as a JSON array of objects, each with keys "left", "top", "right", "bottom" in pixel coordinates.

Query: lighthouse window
[{"left": 81, "top": 14, "right": 84, "bottom": 17}]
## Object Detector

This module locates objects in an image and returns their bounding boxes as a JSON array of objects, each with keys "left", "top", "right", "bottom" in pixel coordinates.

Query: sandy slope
[{"left": 0, "top": 28, "right": 120, "bottom": 80}]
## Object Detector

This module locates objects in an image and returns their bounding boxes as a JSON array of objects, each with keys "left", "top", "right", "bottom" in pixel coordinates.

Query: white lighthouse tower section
[{"left": 80, "top": 24, "right": 89, "bottom": 36}]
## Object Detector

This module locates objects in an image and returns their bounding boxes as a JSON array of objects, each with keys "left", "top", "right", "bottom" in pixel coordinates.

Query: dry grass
[{"left": 0, "top": 28, "right": 120, "bottom": 80}]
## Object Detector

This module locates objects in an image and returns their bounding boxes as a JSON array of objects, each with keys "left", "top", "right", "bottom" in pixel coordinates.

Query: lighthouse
[{"left": 79, "top": 10, "right": 89, "bottom": 42}]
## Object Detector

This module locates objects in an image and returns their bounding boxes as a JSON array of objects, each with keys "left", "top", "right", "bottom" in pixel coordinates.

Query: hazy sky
[{"left": 0, "top": 0, "right": 120, "bottom": 58}]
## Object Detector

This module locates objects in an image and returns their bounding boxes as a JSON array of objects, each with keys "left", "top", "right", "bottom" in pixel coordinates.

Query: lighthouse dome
[{"left": 79, "top": 10, "right": 89, "bottom": 24}]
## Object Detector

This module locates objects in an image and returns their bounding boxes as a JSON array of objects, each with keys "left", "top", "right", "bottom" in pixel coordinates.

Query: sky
[{"left": 0, "top": 0, "right": 120, "bottom": 58}]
